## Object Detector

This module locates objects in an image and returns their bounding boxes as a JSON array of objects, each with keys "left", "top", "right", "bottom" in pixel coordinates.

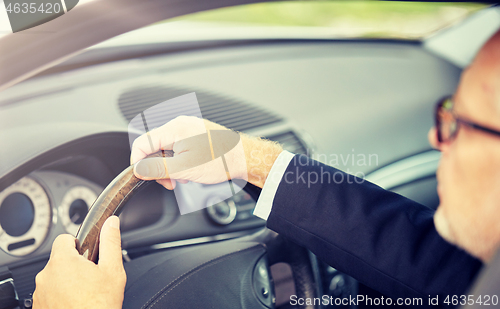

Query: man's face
[{"left": 431, "top": 34, "right": 500, "bottom": 262}]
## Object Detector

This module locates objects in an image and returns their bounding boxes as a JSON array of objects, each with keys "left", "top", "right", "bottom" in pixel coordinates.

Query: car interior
[{"left": 0, "top": 1, "right": 499, "bottom": 308}]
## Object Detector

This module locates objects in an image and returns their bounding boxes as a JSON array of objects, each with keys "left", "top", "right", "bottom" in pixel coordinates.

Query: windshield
[{"left": 91, "top": 1, "right": 486, "bottom": 49}]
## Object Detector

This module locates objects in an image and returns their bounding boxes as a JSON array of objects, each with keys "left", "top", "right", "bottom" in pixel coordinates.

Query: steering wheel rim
[
  {"left": 75, "top": 152, "right": 320, "bottom": 309},
  {"left": 251, "top": 229, "right": 321, "bottom": 309},
  {"left": 76, "top": 151, "right": 173, "bottom": 261}
]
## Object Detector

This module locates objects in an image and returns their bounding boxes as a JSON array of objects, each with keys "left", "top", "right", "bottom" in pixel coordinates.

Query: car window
[{"left": 91, "top": 1, "right": 487, "bottom": 49}]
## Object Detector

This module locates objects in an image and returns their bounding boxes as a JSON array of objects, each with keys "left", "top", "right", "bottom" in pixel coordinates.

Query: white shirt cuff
[{"left": 253, "top": 150, "right": 295, "bottom": 221}]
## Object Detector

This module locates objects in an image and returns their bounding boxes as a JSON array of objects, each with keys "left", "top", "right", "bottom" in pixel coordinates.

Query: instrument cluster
[{"left": 0, "top": 171, "right": 101, "bottom": 258}]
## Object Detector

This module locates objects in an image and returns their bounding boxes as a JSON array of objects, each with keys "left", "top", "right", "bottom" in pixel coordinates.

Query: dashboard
[
  {"left": 0, "top": 39, "right": 458, "bottom": 307},
  {"left": 0, "top": 168, "right": 263, "bottom": 261},
  {"left": 0, "top": 119, "right": 308, "bottom": 305},
  {"left": 0, "top": 130, "right": 304, "bottom": 302}
]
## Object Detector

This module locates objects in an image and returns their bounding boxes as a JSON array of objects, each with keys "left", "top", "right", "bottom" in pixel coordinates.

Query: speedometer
[
  {"left": 0, "top": 177, "right": 52, "bottom": 256},
  {"left": 59, "top": 186, "right": 97, "bottom": 236}
]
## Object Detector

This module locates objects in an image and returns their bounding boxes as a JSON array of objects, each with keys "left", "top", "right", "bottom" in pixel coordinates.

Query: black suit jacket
[{"left": 248, "top": 154, "right": 482, "bottom": 308}]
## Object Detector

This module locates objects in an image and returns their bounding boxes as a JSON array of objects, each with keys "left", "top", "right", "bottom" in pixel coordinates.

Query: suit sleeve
[{"left": 265, "top": 154, "right": 482, "bottom": 307}]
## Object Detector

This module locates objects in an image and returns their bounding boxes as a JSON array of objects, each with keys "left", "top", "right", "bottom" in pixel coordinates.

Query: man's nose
[{"left": 428, "top": 127, "right": 440, "bottom": 150}]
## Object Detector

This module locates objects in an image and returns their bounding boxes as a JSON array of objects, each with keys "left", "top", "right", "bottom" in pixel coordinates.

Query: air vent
[
  {"left": 268, "top": 131, "right": 308, "bottom": 155},
  {"left": 118, "top": 86, "right": 283, "bottom": 132}
]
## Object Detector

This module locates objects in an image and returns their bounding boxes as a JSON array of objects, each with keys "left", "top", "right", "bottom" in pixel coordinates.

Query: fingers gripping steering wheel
[
  {"left": 76, "top": 151, "right": 173, "bottom": 261},
  {"left": 76, "top": 151, "right": 320, "bottom": 309}
]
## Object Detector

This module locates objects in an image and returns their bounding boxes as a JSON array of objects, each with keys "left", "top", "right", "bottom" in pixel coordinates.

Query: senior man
[{"left": 33, "top": 30, "right": 500, "bottom": 308}]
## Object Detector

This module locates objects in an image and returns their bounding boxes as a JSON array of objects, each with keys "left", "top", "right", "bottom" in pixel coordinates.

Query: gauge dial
[
  {"left": 206, "top": 196, "right": 237, "bottom": 225},
  {"left": 59, "top": 186, "right": 97, "bottom": 236},
  {"left": 0, "top": 177, "right": 52, "bottom": 256}
]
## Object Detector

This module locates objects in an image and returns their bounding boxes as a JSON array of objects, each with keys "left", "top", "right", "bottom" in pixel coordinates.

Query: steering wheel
[{"left": 75, "top": 151, "right": 320, "bottom": 309}]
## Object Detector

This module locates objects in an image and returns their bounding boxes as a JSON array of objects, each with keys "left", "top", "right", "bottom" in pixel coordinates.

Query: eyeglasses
[{"left": 435, "top": 96, "right": 500, "bottom": 144}]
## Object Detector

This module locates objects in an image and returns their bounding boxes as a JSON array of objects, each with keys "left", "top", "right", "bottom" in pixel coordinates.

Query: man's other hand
[{"left": 33, "top": 216, "right": 126, "bottom": 309}]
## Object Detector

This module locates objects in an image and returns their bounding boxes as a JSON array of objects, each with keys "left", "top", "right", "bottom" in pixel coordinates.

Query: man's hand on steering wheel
[
  {"left": 130, "top": 116, "right": 283, "bottom": 189},
  {"left": 33, "top": 216, "right": 126, "bottom": 309},
  {"left": 33, "top": 116, "right": 283, "bottom": 309}
]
